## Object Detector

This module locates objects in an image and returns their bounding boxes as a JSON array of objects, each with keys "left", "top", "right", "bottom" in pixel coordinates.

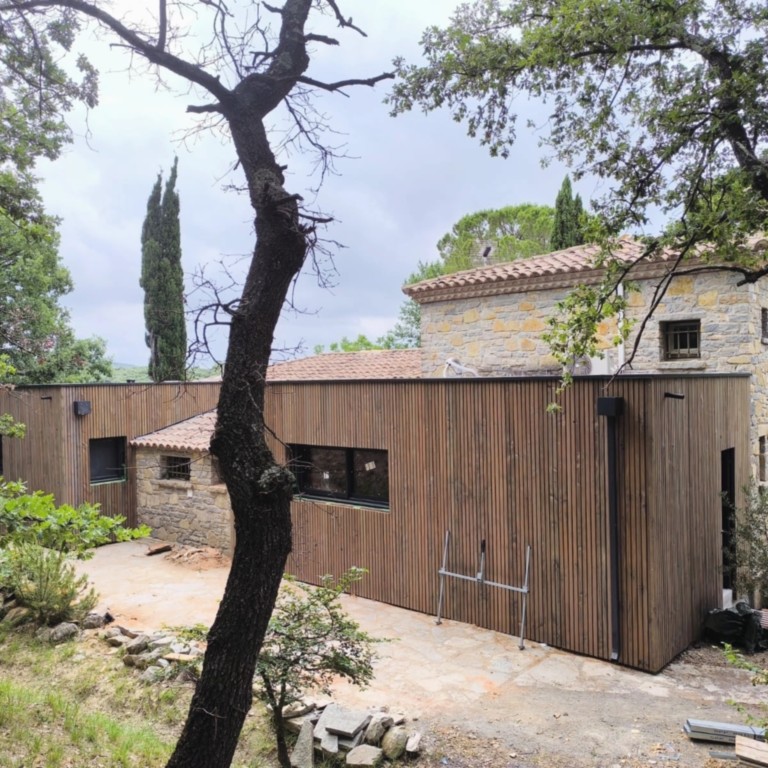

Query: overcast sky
[{"left": 37, "top": 1, "right": 582, "bottom": 368}]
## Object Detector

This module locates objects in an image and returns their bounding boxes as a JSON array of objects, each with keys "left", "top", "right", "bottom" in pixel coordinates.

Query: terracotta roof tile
[
  {"left": 266, "top": 349, "right": 421, "bottom": 381},
  {"left": 404, "top": 234, "right": 768, "bottom": 301},
  {"left": 132, "top": 350, "right": 422, "bottom": 451},
  {"left": 131, "top": 410, "right": 216, "bottom": 452},
  {"left": 404, "top": 237, "right": 647, "bottom": 298}
]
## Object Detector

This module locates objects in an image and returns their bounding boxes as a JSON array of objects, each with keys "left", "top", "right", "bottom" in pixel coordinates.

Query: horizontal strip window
[{"left": 289, "top": 445, "right": 389, "bottom": 510}]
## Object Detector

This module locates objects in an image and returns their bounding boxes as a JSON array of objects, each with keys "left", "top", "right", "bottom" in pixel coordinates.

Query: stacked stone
[
  {"left": 100, "top": 625, "right": 205, "bottom": 683},
  {"left": 285, "top": 701, "right": 422, "bottom": 767}
]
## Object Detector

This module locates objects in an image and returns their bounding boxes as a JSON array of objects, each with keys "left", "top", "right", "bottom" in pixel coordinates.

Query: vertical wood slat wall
[
  {"left": 0, "top": 383, "right": 221, "bottom": 526},
  {"left": 268, "top": 376, "right": 750, "bottom": 672},
  {"left": 0, "top": 376, "right": 749, "bottom": 671}
]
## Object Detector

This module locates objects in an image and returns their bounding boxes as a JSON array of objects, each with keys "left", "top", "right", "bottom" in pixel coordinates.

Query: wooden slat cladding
[
  {"left": 269, "top": 376, "right": 749, "bottom": 672},
  {"left": 0, "top": 383, "right": 221, "bottom": 526}
]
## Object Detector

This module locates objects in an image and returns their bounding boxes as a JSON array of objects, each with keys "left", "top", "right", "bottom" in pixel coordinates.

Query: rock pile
[
  {"left": 99, "top": 624, "right": 205, "bottom": 683},
  {"left": 284, "top": 701, "right": 422, "bottom": 767},
  {"left": 0, "top": 603, "right": 425, "bottom": 765},
  {"left": 0, "top": 605, "right": 206, "bottom": 683}
]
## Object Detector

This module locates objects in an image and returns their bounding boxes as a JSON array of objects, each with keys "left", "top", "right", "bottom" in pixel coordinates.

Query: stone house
[
  {"left": 405, "top": 235, "right": 768, "bottom": 474},
  {"left": 131, "top": 411, "right": 234, "bottom": 553},
  {"left": 130, "top": 350, "right": 422, "bottom": 553}
]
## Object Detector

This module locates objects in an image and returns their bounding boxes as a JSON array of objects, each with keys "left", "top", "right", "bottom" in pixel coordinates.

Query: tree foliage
[
  {"left": 140, "top": 158, "right": 187, "bottom": 382},
  {"left": 0, "top": 3, "right": 392, "bottom": 767},
  {"left": 437, "top": 203, "right": 553, "bottom": 271},
  {"left": 0, "top": 11, "right": 108, "bottom": 384},
  {"left": 390, "top": 0, "right": 768, "bottom": 365},
  {"left": 725, "top": 481, "right": 768, "bottom": 601},
  {"left": 255, "top": 569, "right": 378, "bottom": 768},
  {"left": 0, "top": 7, "right": 96, "bottom": 223},
  {"left": 319, "top": 204, "right": 553, "bottom": 352},
  {"left": 550, "top": 175, "right": 585, "bottom": 251},
  {"left": 397, "top": 205, "right": 552, "bottom": 349},
  {"left": 0, "top": 478, "right": 150, "bottom": 557},
  {"left": 0, "top": 182, "right": 112, "bottom": 384}
]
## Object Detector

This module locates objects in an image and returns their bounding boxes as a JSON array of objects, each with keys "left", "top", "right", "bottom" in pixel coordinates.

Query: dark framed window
[
  {"left": 289, "top": 445, "right": 389, "bottom": 509},
  {"left": 161, "top": 455, "right": 191, "bottom": 481},
  {"left": 661, "top": 320, "right": 701, "bottom": 360},
  {"left": 89, "top": 437, "right": 126, "bottom": 484},
  {"left": 762, "top": 308, "right": 768, "bottom": 343}
]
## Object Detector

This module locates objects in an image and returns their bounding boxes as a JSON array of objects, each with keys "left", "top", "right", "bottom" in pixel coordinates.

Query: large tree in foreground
[
  {"left": 390, "top": 0, "right": 768, "bottom": 365},
  {"left": 0, "top": 2, "right": 390, "bottom": 766},
  {"left": 140, "top": 158, "right": 187, "bottom": 382}
]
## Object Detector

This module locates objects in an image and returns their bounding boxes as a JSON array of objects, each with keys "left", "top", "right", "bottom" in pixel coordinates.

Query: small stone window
[
  {"left": 661, "top": 320, "right": 700, "bottom": 360},
  {"left": 161, "top": 455, "right": 191, "bottom": 482},
  {"left": 762, "top": 308, "right": 768, "bottom": 344}
]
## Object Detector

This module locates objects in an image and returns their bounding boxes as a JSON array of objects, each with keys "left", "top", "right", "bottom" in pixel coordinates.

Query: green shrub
[
  {"left": 0, "top": 479, "right": 151, "bottom": 558},
  {"left": 5, "top": 544, "right": 98, "bottom": 626},
  {"left": 726, "top": 481, "right": 768, "bottom": 600},
  {"left": 255, "top": 568, "right": 379, "bottom": 768}
]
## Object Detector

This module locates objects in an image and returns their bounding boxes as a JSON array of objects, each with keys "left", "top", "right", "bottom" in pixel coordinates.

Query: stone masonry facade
[
  {"left": 418, "top": 269, "right": 768, "bottom": 474},
  {"left": 135, "top": 448, "right": 234, "bottom": 554}
]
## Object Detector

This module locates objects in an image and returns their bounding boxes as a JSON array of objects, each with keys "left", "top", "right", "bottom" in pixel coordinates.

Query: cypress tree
[
  {"left": 139, "top": 158, "right": 187, "bottom": 381},
  {"left": 550, "top": 175, "right": 585, "bottom": 251}
]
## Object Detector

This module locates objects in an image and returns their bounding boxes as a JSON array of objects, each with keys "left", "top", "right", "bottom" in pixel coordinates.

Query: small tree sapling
[{"left": 255, "top": 568, "right": 379, "bottom": 768}]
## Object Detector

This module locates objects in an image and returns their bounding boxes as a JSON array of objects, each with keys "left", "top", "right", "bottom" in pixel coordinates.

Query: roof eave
[{"left": 404, "top": 260, "right": 683, "bottom": 305}]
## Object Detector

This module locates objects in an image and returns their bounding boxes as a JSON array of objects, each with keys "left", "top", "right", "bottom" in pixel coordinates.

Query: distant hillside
[{"left": 109, "top": 364, "right": 220, "bottom": 383}]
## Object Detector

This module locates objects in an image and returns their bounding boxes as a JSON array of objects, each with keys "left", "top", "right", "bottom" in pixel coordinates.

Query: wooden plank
[{"left": 736, "top": 734, "right": 768, "bottom": 765}]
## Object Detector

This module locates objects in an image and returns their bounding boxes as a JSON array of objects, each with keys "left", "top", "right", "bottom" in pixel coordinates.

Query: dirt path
[{"left": 76, "top": 540, "right": 762, "bottom": 767}]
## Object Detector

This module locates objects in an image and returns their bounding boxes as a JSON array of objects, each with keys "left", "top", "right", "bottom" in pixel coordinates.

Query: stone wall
[
  {"left": 135, "top": 449, "right": 234, "bottom": 554},
  {"left": 628, "top": 271, "right": 768, "bottom": 472},
  {"left": 419, "top": 285, "right": 616, "bottom": 377},
  {"left": 419, "top": 269, "right": 768, "bottom": 472}
]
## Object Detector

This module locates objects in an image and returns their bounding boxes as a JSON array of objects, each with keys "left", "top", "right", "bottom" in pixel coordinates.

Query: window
[
  {"left": 161, "top": 455, "right": 191, "bottom": 481},
  {"left": 762, "top": 308, "right": 768, "bottom": 344},
  {"left": 290, "top": 445, "right": 389, "bottom": 509},
  {"left": 89, "top": 437, "right": 126, "bottom": 484},
  {"left": 661, "top": 320, "right": 701, "bottom": 360}
]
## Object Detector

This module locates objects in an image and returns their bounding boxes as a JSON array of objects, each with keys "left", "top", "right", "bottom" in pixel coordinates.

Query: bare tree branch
[
  {"left": 156, "top": 0, "right": 166, "bottom": 51},
  {"left": 325, "top": 0, "right": 366, "bottom": 37},
  {"left": 187, "top": 102, "right": 223, "bottom": 113},
  {"left": 3, "top": 0, "right": 233, "bottom": 104},
  {"left": 305, "top": 32, "right": 339, "bottom": 46},
  {"left": 297, "top": 71, "right": 394, "bottom": 92}
]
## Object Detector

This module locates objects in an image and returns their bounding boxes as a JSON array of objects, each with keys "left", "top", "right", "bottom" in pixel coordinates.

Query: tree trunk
[
  {"left": 165, "top": 80, "right": 309, "bottom": 768},
  {"left": 272, "top": 706, "right": 291, "bottom": 768}
]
